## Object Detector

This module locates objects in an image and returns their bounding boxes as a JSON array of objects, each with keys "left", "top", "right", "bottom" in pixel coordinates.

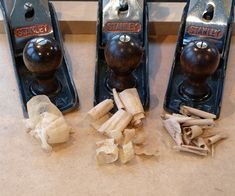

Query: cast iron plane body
[
  {"left": 95, "top": 0, "right": 149, "bottom": 110},
  {"left": 0, "top": 0, "right": 79, "bottom": 116},
  {"left": 164, "top": 0, "right": 234, "bottom": 118}
]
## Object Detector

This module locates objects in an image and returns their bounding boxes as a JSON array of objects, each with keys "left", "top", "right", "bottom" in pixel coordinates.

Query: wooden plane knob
[
  {"left": 180, "top": 40, "right": 220, "bottom": 99},
  {"left": 23, "top": 37, "right": 62, "bottom": 95},
  {"left": 104, "top": 34, "right": 143, "bottom": 91}
]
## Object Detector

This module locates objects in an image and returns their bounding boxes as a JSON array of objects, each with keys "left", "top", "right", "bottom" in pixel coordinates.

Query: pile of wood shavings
[
  {"left": 161, "top": 106, "right": 227, "bottom": 156},
  {"left": 24, "top": 95, "right": 73, "bottom": 152},
  {"left": 87, "top": 88, "right": 158, "bottom": 165}
]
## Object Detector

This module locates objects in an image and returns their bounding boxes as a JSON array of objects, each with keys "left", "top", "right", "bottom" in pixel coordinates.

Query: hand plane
[
  {"left": 0, "top": 0, "right": 79, "bottom": 116},
  {"left": 94, "top": 0, "right": 149, "bottom": 110},
  {"left": 164, "top": 0, "right": 234, "bottom": 118}
]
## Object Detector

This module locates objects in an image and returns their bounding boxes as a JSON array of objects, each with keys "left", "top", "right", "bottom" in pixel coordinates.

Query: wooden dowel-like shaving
[
  {"left": 201, "top": 130, "right": 218, "bottom": 138},
  {"left": 182, "top": 119, "right": 215, "bottom": 127},
  {"left": 98, "top": 109, "right": 132, "bottom": 133},
  {"left": 192, "top": 137, "right": 208, "bottom": 150},
  {"left": 182, "top": 133, "right": 191, "bottom": 145},
  {"left": 207, "top": 133, "right": 228, "bottom": 145},
  {"left": 88, "top": 99, "right": 114, "bottom": 120},
  {"left": 162, "top": 118, "right": 183, "bottom": 146},
  {"left": 173, "top": 146, "right": 208, "bottom": 156},
  {"left": 161, "top": 113, "right": 193, "bottom": 124},
  {"left": 90, "top": 114, "right": 111, "bottom": 130},
  {"left": 180, "top": 105, "right": 216, "bottom": 119},
  {"left": 184, "top": 125, "right": 203, "bottom": 139},
  {"left": 119, "top": 88, "right": 144, "bottom": 116},
  {"left": 181, "top": 145, "right": 208, "bottom": 152},
  {"left": 112, "top": 88, "right": 125, "bottom": 110}
]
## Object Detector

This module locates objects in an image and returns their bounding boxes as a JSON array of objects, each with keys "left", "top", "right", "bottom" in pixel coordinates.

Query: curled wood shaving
[
  {"left": 123, "top": 129, "right": 136, "bottom": 144},
  {"left": 88, "top": 99, "right": 114, "bottom": 121},
  {"left": 162, "top": 118, "right": 183, "bottom": 146},
  {"left": 207, "top": 133, "right": 228, "bottom": 145},
  {"left": 182, "top": 119, "right": 215, "bottom": 127},
  {"left": 112, "top": 88, "right": 125, "bottom": 110},
  {"left": 184, "top": 125, "right": 203, "bottom": 139},
  {"left": 180, "top": 105, "right": 216, "bottom": 119},
  {"left": 98, "top": 109, "right": 132, "bottom": 133},
  {"left": 173, "top": 146, "right": 208, "bottom": 156},
  {"left": 120, "top": 142, "right": 135, "bottom": 164},
  {"left": 96, "top": 139, "right": 119, "bottom": 164},
  {"left": 163, "top": 106, "right": 226, "bottom": 157}
]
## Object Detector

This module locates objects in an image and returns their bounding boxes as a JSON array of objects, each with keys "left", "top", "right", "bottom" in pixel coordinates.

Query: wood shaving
[
  {"left": 162, "top": 106, "right": 227, "bottom": 157},
  {"left": 88, "top": 88, "right": 156, "bottom": 165},
  {"left": 120, "top": 142, "right": 135, "bottom": 164},
  {"left": 180, "top": 105, "right": 216, "bottom": 119},
  {"left": 162, "top": 118, "right": 183, "bottom": 146},
  {"left": 88, "top": 99, "right": 114, "bottom": 120},
  {"left": 96, "top": 139, "right": 119, "bottom": 164},
  {"left": 25, "top": 95, "right": 72, "bottom": 152}
]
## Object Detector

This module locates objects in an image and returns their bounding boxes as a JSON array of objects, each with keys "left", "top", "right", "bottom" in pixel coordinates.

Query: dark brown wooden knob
[
  {"left": 23, "top": 37, "right": 62, "bottom": 95},
  {"left": 104, "top": 34, "right": 143, "bottom": 91},
  {"left": 180, "top": 40, "right": 220, "bottom": 99}
]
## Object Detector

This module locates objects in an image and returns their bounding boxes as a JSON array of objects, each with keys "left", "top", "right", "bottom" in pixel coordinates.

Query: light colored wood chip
[
  {"left": 173, "top": 146, "right": 208, "bottom": 156},
  {"left": 182, "top": 119, "right": 215, "bottom": 127},
  {"left": 207, "top": 133, "right": 228, "bottom": 145},
  {"left": 119, "top": 88, "right": 144, "bottom": 116},
  {"left": 27, "top": 95, "right": 62, "bottom": 126},
  {"left": 201, "top": 130, "right": 217, "bottom": 138},
  {"left": 112, "top": 88, "right": 125, "bottom": 110},
  {"left": 96, "top": 140, "right": 119, "bottom": 164},
  {"left": 133, "top": 131, "right": 146, "bottom": 145},
  {"left": 90, "top": 113, "right": 111, "bottom": 130},
  {"left": 98, "top": 109, "right": 132, "bottom": 134},
  {"left": 133, "top": 119, "right": 143, "bottom": 128},
  {"left": 43, "top": 116, "right": 71, "bottom": 144},
  {"left": 161, "top": 113, "right": 193, "bottom": 124},
  {"left": 105, "top": 129, "right": 123, "bottom": 144},
  {"left": 180, "top": 105, "right": 216, "bottom": 119},
  {"left": 123, "top": 129, "right": 136, "bottom": 144},
  {"left": 88, "top": 99, "right": 114, "bottom": 120},
  {"left": 162, "top": 118, "right": 183, "bottom": 146},
  {"left": 181, "top": 144, "right": 208, "bottom": 152},
  {"left": 131, "top": 113, "right": 145, "bottom": 127},
  {"left": 184, "top": 125, "right": 203, "bottom": 139},
  {"left": 182, "top": 133, "right": 191, "bottom": 145},
  {"left": 120, "top": 142, "right": 135, "bottom": 164},
  {"left": 192, "top": 137, "right": 209, "bottom": 151}
]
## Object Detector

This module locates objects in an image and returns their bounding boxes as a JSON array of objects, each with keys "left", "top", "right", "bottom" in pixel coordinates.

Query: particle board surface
[{"left": 0, "top": 34, "right": 235, "bottom": 196}]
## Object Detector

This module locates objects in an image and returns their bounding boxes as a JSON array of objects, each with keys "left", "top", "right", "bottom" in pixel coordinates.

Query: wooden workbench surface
[{"left": 0, "top": 34, "right": 235, "bottom": 196}]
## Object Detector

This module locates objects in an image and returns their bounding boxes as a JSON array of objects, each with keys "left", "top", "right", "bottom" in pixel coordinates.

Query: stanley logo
[
  {"left": 104, "top": 22, "right": 141, "bottom": 33},
  {"left": 14, "top": 24, "right": 52, "bottom": 38},
  {"left": 187, "top": 25, "right": 223, "bottom": 39}
]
